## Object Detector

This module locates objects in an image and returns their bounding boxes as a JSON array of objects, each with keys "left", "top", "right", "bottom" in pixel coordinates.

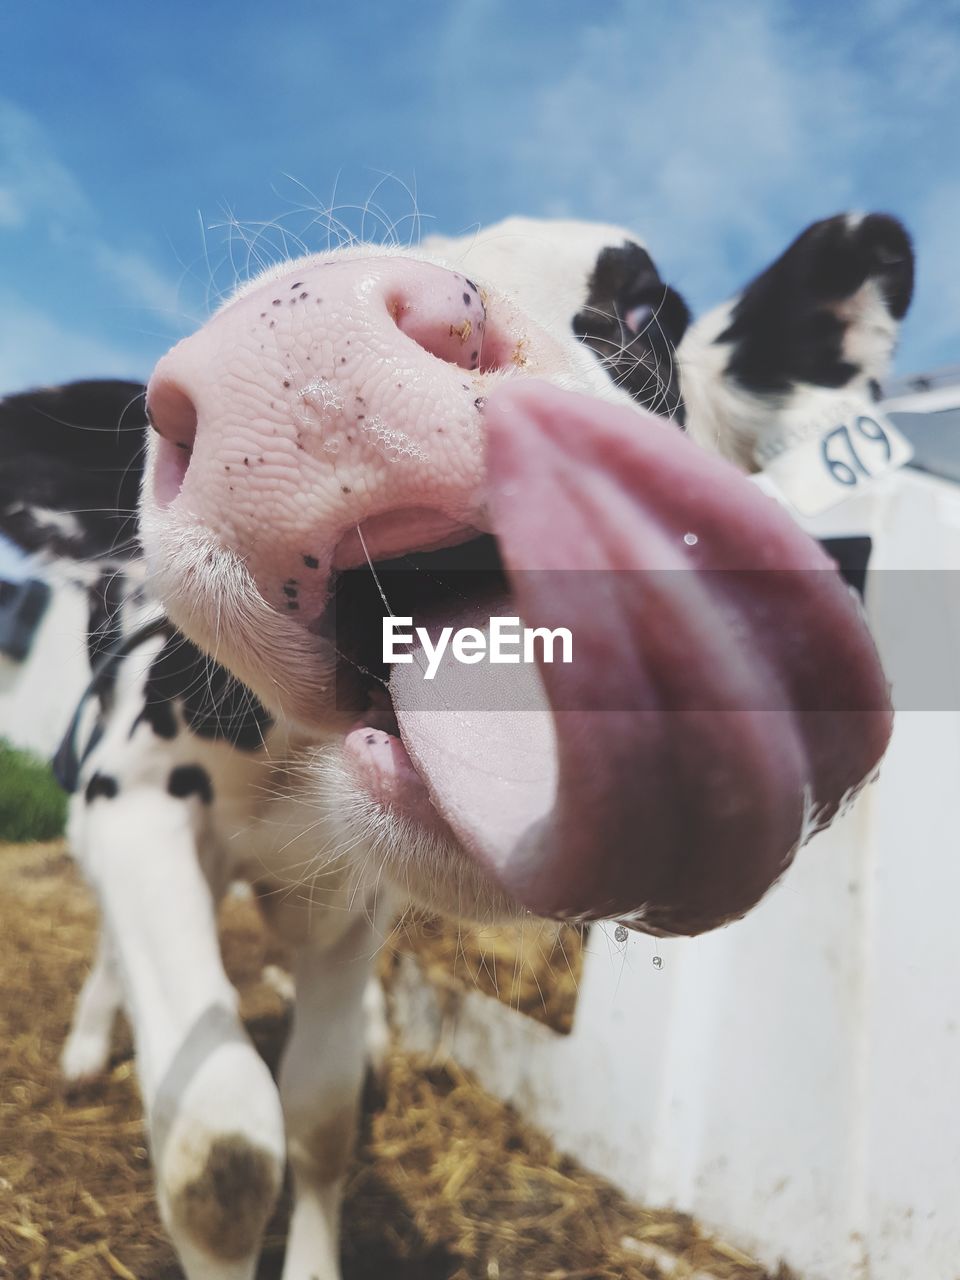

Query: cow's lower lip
[
  {"left": 332, "top": 537, "right": 517, "bottom": 840},
  {"left": 343, "top": 723, "right": 450, "bottom": 832}
]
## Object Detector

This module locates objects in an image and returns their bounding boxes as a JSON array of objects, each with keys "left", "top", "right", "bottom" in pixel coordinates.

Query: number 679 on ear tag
[{"left": 761, "top": 409, "right": 914, "bottom": 518}]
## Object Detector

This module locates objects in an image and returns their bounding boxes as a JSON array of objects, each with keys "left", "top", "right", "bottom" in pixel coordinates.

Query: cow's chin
[{"left": 306, "top": 743, "right": 523, "bottom": 923}]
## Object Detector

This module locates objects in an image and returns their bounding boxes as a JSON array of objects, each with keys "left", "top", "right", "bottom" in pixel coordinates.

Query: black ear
[
  {"left": 0, "top": 379, "right": 147, "bottom": 564},
  {"left": 719, "top": 213, "right": 914, "bottom": 394},
  {"left": 573, "top": 241, "right": 691, "bottom": 422}
]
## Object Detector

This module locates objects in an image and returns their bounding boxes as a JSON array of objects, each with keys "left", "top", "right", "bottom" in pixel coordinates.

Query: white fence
[{"left": 394, "top": 467, "right": 960, "bottom": 1280}]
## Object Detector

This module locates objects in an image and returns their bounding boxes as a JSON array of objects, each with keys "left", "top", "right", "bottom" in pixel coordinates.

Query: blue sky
[{"left": 0, "top": 0, "right": 958, "bottom": 399}]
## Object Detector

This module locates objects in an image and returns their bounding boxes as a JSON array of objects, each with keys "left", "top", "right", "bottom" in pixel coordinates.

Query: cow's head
[{"left": 138, "top": 212, "right": 912, "bottom": 934}]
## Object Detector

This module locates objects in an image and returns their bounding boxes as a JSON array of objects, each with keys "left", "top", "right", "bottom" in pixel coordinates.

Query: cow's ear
[
  {"left": 0, "top": 380, "right": 147, "bottom": 564},
  {"left": 573, "top": 241, "right": 691, "bottom": 421},
  {"left": 678, "top": 213, "right": 914, "bottom": 467}
]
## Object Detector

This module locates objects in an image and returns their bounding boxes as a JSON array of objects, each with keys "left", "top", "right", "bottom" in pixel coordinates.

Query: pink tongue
[
  {"left": 390, "top": 592, "right": 559, "bottom": 863},
  {"left": 391, "top": 381, "right": 892, "bottom": 935}
]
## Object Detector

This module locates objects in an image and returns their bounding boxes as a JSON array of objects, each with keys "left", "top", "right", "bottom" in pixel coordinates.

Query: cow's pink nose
[
  {"left": 143, "top": 254, "right": 509, "bottom": 605},
  {"left": 146, "top": 258, "right": 495, "bottom": 486}
]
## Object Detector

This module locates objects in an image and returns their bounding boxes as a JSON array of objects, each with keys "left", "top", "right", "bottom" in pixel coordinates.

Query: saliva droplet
[
  {"left": 683, "top": 532, "right": 698, "bottom": 547},
  {"left": 652, "top": 954, "right": 664, "bottom": 970},
  {"left": 613, "top": 924, "right": 628, "bottom": 944}
]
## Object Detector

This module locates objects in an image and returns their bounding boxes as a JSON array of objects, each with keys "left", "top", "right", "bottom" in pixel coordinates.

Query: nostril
[
  {"left": 389, "top": 290, "right": 483, "bottom": 372},
  {"left": 388, "top": 269, "right": 507, "bottom": 374},
  {"left": 146, "top": 378, "right": 198, "bottom": 453},
  {"left": 146, "top": 378, "right": 198, "bottom": 508},
  {"left": 152, "top": 436, "right": 191, "bottom": 508}
]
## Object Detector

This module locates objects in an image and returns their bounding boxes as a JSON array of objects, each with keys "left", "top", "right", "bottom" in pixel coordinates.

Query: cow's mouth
[
  {"left": 301, "top": 380, "right": 893, "bottom": 936},
  {"left": 317, "top": 529, "right": 513, "bottom": 841},
  {"left": 317, "top": 531, "right": 507, "bottom": 722}
]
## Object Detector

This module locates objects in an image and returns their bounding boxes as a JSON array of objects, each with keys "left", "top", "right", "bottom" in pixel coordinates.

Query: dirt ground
[{"left": 0, "top": 840, "right": 793, "bottom": 1280}]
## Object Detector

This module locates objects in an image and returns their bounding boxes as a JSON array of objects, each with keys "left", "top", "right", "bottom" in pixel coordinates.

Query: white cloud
[
  {"left": 0, "top": 289, "right": 145, "bottom": 395},
  {"left": 898, "top": 180, "right": 960, "bottom": 371},
  {"left": 0, "top": 187, "right": 24, "bottom": 229},
  {"left": 0, "top": 98, "right": 182, "bottom": 319},
  {"left": 489, "top": 3, "right": 868, "bottom": 299},
  {"left": 0, "top": 99, "right": 92, "bottom": 228},
  {"left": 89, "top": 243, "right": 183, "bottom": 316}
]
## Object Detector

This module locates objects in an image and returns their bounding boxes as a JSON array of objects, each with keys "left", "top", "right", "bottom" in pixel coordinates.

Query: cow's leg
[
  {"left": 61, "top": 927, "right": 123, "bottom": 1082},
  {"left": 78, "top": 785, "right": 285, "bottom": 1280},
  {"left": 362, "top": 973, "right": 391, "bottom": 1081},
  {"left": 274, "top": 903, "right": 387, "bottom": 1280}
]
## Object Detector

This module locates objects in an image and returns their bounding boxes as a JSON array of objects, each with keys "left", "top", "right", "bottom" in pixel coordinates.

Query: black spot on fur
[
  {"left": 720, "top": 214, "right": 914, "bottom": 395},
  {"left": 168, "top": 764, "right": 213, "bottom": 803},
  {"left": 171, "top": 1135, "right": 279, "bottom": 1261},
  {"left": 54, "top": 615, "right": 170, "bottom": 793},
  {"left": 85, "top": 772, "right": 118, "bottom": 803},
  {"left": 85, "top": 569, "right": 126, "bottom": 710},
  {"left": 819, "top": 535, "right": 873, "bottom": 600},
  {"left": 0, "top": 380, "right": 147, "bottom": 564},
  {"left": 131, "top": 696, "right": 178, "bottom": 740},
  {"left": 573, "top": 242, "right": 690, "bottom": 423},
  {"left": 135, "top": 628, "right": 271, "bottom": 751}
]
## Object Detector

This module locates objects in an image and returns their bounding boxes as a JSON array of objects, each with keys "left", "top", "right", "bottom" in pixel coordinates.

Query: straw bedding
[{"left": 0, "top": 841, "right": 793, "bottom": 1280}]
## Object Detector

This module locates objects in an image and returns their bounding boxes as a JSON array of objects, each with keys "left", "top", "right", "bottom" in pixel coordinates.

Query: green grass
[{"left": 0, "top": 739, "right": 68, "bottom": 843}]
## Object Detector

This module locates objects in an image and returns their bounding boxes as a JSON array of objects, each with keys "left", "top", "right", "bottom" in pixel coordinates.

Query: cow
[{"left": 0, "top": 210, "right": 914, "bottom": 1280}]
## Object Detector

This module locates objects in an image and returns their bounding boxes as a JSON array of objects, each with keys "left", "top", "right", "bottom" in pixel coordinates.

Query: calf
[{"left": 1, "top": 211, "right": 913, "bottom": 1280}]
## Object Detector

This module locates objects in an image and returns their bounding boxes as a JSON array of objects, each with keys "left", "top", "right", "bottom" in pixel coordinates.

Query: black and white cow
[{"left": 0, "top": 211, "right": 913, "bottom": 1280}]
